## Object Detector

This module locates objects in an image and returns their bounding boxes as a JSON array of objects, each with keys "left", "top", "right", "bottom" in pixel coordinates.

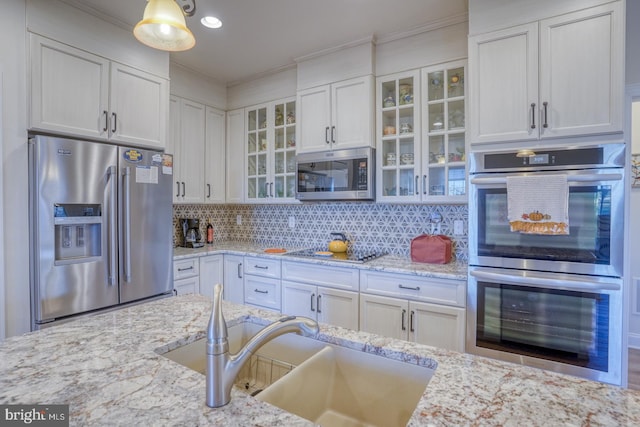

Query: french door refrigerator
[{"left": 29, "top": 134, "right": 173, "bottom": 330}]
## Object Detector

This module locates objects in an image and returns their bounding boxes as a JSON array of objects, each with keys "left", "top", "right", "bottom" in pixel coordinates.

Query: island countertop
[{"left": 1, "top": 295, "right": 639, "bottom": 426}]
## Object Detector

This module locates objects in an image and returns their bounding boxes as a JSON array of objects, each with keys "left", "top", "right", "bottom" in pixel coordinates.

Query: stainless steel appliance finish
[
  {"left": 467, "top": 266, "right": 622, "bottom": 385},
  {"left": 296, "top": 147, "right": 375, "bottom": 201},
  {"left": 29, "top": 135, "right": 173, "bottom": 330},
  {"left": 467, "top": 144, "right": 626, "bottom": 385},
  {"left": 284, "top": 248, "right": 386, "bottom": 263},
  {"left": 469, "top": 144, "right": 625, "bottom": 277}
]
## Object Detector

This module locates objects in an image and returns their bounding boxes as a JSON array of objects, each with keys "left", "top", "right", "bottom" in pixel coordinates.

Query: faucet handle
[{"left": 207, "top": 284, "right": 228, "bottom": 351}]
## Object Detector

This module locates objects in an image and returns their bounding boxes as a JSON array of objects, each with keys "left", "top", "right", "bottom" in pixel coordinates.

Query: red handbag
[{"left": 410, "top": 234, "right": 452, "bottom": 264}]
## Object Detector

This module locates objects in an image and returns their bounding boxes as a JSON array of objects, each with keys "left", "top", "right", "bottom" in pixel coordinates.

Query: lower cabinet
[
  {"left": 173, "top": 257, "right": 200, "bottom": 295},
  {"left": 359, "top": 270, "right": 466, "bottom": 352},
  {"left": 243, "top": 256, "right": 282, "bottom": 311},
  {"left": 359, "top": 294, "right": 465, "bottom": 351},
  {"left": 199, "top": 254, "right": 223, "bottom": 299},
  {"left": 281, "top": 281, "right": 359, "bottom": 330},
  {"left": 281, "top": 261, "right": 360, "bottom": 330},
  {"left": 223, "top": 254, "right": 244, "bottom": 304}
]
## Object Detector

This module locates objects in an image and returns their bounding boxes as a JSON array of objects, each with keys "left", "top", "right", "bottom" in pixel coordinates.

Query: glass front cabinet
[
  {"left": 246, "top": 98, "right": 297, "bottom": 202},
  {"left": 376, "top": 60, "right": 467, "bottom": 203}
]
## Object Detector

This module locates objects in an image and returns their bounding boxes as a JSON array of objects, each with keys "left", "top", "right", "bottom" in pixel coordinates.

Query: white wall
[
  {"left": 1, "top": 0, "right": 28, "bottom": 337},
  {"left": 227, "top": 66, "right": 297, "bottom": 110},
  {"left": 169, "top": 62, "right": 227, "bottom": 109}
]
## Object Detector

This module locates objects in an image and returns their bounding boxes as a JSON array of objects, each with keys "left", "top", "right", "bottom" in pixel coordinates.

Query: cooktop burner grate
[{"left": 284, "top": 248, "right": 386, "bottom": 263}]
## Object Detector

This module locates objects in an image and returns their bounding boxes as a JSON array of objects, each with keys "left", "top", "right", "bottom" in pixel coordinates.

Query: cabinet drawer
[
  {"left": 244, "top": 256, "right": 281, "bottom": 278},
  {"left": 244, "top": 275, "right": 281, "bottom": 310},
  {"left": 173, "top": 258, "right": 199, "bottom": 280},
  {"left": 360, "top": 270, "right": 466, "bottom": 308},
  {"left": 282, "top": 261, "right": 359, "bottom": 291},
  {"left": 174, "top": 276, "right": 199, "bottom": 295}
]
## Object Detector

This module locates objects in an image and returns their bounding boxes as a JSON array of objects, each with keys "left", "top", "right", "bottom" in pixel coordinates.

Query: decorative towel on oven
[{"left": 506, "top": 174, "right": 569, "bottom": 235}]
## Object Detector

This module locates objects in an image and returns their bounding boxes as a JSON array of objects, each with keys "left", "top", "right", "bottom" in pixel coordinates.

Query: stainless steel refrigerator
[{"left": 29, "top": 135, "right": 173, "bottom": 330}]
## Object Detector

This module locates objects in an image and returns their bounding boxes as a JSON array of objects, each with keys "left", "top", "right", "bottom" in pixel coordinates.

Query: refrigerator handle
[
  {"left": 107, "top": 166, "right": 117, "bottom": 286},
  {"left": 123, "top": 167, "right": 132, "bottom": 283}
]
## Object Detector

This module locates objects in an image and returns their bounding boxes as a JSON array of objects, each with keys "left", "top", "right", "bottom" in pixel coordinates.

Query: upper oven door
[{"left": 469, "top": 168, "right": 624, "bottom": 277}]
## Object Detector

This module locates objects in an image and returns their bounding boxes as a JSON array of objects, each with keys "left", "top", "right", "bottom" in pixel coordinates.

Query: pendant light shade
[{"left": 134, "top": 0, "right": 196, "bottom": 52}]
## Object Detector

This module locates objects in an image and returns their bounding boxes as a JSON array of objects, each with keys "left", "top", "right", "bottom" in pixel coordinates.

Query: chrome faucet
[{"left": 206, "top": 284, "right": 319, "bottom": 408}]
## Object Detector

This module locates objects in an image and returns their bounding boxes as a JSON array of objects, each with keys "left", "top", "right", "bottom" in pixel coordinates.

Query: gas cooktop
[{"left": 284, "top": 248, "right": 386, "bottom": 263}]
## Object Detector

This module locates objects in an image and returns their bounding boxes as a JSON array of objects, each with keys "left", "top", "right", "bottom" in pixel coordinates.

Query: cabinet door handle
[
  {"left": 401, "top": 309, "right": 407, "bottom": 331},
  {"left": 325, "top": 126, "right": 330, "bottom": 144},
  {"left": 415, "top": 175, "right": 419, "bottom": 195},
  {"left": 423, "top": 175, "right": 427, "bottom": 195},
  {"left": 399, "top": 284, "right": 420, "bottom": 291},
  {"left": 254, "top": 265, "right": 268, "bottom": 270},
  {"left": 543, "top": 101, "right": 549, "bottom": 128},
  {"left": 331, "top": 126, "right": 335, "bottom": 143},
  {"left": 410, "top": 310, "right": 415, "bottom": 333},
  {"left": 111, "top": 112, "right": 117, "bottom": 133},
  {"left": 181, "top": 182, "right": 185, "bottom": 197},
  {"left": 178, "top": 266, "right": 194, "bottom": 272},
  {"left": 207, "top": 183, "right": 211, "bottom": 198},
  {"left": 176, "top": 181, "right": 180, "bottom": 197},
  {"left": 270, "top": 182, "right": 274, "bottom": 198},
  {"left": 530, "top": 103, "right": 536, "bottom": 129},
  {"left": 103, "top": 110, "right": 109, "bottom": 132},
  {"left": 311, "top": 293, "right": 316, "bottom": 312},
  {"left": 317, "top": 294, "right": 322, "bottom": 313},
  {"left": 254, "top": 289, "right": 268, "bottom": 294},
  {"left": 237, "top": 263, "right": 243, "bottom": 279},
  {"left": 264, "top": 182, "right": 269, "bottom": 198}
]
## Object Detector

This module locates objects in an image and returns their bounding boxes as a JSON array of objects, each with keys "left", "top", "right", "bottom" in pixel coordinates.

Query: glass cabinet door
[
  {"left": 422, "top": 61, "right": 467, "bottom": 201},
  {"left": 377, "top": 71, "right": 421, "bottom": 201},
  {"left": 273, "top": 100, "right": 296, "bottom": 199},
  {"left": 246, "top": 106, "right": 269, "bottom": 200}
]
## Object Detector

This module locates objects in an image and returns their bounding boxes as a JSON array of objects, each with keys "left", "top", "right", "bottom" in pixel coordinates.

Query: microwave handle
[
  {"left": 470, "top": 173, "right": 622, "bottom": 186},
  {"left": 470, "top": 268, "right": 621, "bottom": 292}
]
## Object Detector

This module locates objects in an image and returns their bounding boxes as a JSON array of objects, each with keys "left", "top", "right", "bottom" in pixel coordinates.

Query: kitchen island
[{"left": 1, "top": 295, "right": 639, "bottom": 426}]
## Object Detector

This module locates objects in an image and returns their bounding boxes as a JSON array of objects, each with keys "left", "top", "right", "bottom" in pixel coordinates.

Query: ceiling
[{"left": 61, "top": 0, "right": 469, "bottom": 86}]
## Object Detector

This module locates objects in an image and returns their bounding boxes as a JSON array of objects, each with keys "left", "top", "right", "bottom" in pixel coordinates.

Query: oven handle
[
  {"left": 470, "top": 269, "right": 621, "bottom": 292},
  {"left": 470, "top": 173, "right": 622, "bottom": 186}
]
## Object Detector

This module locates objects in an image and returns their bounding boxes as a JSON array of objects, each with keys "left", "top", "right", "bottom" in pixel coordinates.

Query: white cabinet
[
  {"left": 377, "top": 63, "right": 466, "bottom": 203},
  {"left": 281, "top": 261, "right": 359, "bottom": 330},
  {"left": 199, "top": 255, "right": 223, "bottom": 299},
  {"left": 223, "top": 254, "right": 244, "bottom": 304},
  {"left": 204, "top": 106, "right": 226, "bottom": 204},
  {"left": 296, "top": 75, "right": 374, "bottom": 153},
  {"left": 359, "top": 294, "right": 465, "bottom": 352},
  {"left": 243, "top": 256, "right": 281, "bottom": 311},
  {"left": 359, "top": 270, "right": 466, "bottom": 352},
  {"left": 30, "top": 34, "right": 167, "bottom": 148},
  {"left": 169, "top": 96, "right": 205, "bottom": 203},
  {"left": 226, "top": 109, "right": 245, "bottom": 203},
  {"left": 245, "top": 99, "right": 297, "bottom": 202},
  {"left": 173, "top": 257, "right": 200, "bottom": 295},
  {"left": 469, "top": 2, "right": 623, "bottom": 145}
]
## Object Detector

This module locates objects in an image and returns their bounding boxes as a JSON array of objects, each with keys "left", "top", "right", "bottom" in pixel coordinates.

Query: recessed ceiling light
[{"left": 201, "top": 16, "right": 222, "bottom": 29}]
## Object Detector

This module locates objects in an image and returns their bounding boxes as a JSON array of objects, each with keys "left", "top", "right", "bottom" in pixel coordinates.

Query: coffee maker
[{"left": 180, "top": 218, "right": 204, "bottom": 248}]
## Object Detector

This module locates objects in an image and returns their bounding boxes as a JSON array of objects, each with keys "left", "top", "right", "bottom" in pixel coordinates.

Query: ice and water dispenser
[{"left": 54, "top": 204, "right": 102, "bottom": 264}]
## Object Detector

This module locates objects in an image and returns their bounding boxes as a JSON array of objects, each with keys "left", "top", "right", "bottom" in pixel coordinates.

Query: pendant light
[{"left": 133, "top": 0, "right": 196, "bottom": 52}]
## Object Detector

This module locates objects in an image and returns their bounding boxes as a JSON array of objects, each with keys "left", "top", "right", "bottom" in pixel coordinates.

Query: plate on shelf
[{"left": 314, "top": 251, "right": 334, "bottom": 257}]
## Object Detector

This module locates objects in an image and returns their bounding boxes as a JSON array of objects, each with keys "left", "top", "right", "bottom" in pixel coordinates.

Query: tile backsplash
[{"left": 173, "top": 203, "right": 468, "bottom": 260}]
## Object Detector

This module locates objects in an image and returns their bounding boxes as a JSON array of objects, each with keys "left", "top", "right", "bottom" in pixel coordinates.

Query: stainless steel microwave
[{"left": 296, "top": 147, "right": 375, "bottom": 201}]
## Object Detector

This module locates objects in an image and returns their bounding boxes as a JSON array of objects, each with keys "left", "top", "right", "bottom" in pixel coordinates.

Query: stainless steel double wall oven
[{"left": 467, "top": 144, "right": 625, "bottom": 385}]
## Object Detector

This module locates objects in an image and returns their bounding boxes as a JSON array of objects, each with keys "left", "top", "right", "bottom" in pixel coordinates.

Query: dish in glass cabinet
[{"left": 314, "top": 251, "right": 334, "bottom": 257}]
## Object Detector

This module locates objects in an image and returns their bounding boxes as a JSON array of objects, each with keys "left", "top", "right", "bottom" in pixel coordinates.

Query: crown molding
[
  {"left": 375, "top": 12, "right": 468, "bottom": 45},
  {"left": 293, "top": 35, "right": 375, "bottom": 64},
  {"left": 226, "top": 63, "right": 297, "bottom": 89}
]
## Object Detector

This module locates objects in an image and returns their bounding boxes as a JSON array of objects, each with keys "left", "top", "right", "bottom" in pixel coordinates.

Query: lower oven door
[{"left": 467, "top": 266, "right": 622, "bottom": 385}]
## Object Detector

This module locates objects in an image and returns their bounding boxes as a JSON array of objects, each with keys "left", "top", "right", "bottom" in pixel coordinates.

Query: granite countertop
[
  {"left": 173, "top": 242, "right": 468, "bottom": 281},
  {"left": 1, "top": 295, "right": 639, "bottom": 426}
]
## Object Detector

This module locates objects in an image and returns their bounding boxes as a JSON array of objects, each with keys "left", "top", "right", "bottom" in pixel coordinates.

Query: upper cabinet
[
  {"left": 377, "top": 61, "right": 466, "bottom": 203},
  {"left": 226, "top": 109, "right": 245, "bottom": 203},
  {"left": 245, "top": 98, "right": 298, "bottom": 202},
  {"left": 296, "top": 75, "right": 374, "bottom": 153},
  {"left": 29, "top": 34, "right": 168, "bottom": 148},
  {"left": 468, "top": 2, "right": 623, "bottom": 145},
  {"left": 169, "top": 96, "right": 225, "bottom": 204}
]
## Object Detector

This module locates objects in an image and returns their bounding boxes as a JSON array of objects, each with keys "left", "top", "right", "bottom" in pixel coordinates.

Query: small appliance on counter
[
  {"left": 328, "top": 232, "right": 349, "bottom": 253},
  {"left": 180, "top": 218, "right": 204, "bottom": 248}
]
